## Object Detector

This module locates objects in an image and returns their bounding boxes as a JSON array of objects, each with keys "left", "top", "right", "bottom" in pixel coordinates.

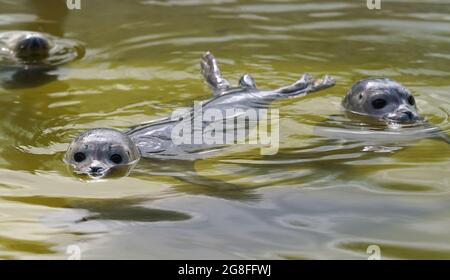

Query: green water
[{"left": 0, "top": 0, "right": 449, "bottom": 259}]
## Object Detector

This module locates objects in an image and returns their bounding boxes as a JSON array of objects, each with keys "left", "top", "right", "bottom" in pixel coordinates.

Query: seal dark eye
[
  {"left": 408, "top": 95, "right": 415, "bottom": 106},
  {"left": 372, "top": 99, "right": 387, "bottom": 109},
  {"left": 110, "top": 154, "right": 123, "bottom": 164},
  {"left": 74, "top": 152, "right": 86, "bottom": 163}
]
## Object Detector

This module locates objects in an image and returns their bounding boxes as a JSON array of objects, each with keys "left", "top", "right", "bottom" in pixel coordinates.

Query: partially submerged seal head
[
  {"left": 342, "top": 78, "right": 420, "bottom": 123},
  {"left": 0, "top": 31, "right": 85, "bottom": 66},
  {"left": 1, "top": 31, "right": 85, "bottom": 88},
  {"left": 64, "top": 128, "right": 141, "bottom": 179},
  {"left": 13, "top": 32, "right": 52, "bottom": 62}
]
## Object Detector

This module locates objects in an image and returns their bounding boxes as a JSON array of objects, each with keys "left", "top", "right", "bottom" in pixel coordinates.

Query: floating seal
[
  {"left": 342, "top": 78, "right": 420, "bottom": 122},
  {"left": 65, "top": 128, "right": 141, "bottom": 178},
  {"left": 13, "top": 33, "right": 52, "bottom": 62},
  {"left": 0, "top": 31, "right": 84, "bottom": 88},
  {"left": 0, "top": 30, "right": 84, "bottom": 65},
  {"left": 65, "top": 52, "right": 335, "bottom": 178}
]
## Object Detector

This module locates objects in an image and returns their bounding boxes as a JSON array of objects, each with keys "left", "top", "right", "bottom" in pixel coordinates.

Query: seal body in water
[
  {"left": 342, "top": 78, "right": 419, "bottom": 122},
  {"left": 315, "top": 77, "right": 450, "bottom": 144},
  {"left": 0, "top": 31, "right": 84, "bottom": 88},
  {"left": 65, "top": 52, "right": 336, "bottom": 178}
]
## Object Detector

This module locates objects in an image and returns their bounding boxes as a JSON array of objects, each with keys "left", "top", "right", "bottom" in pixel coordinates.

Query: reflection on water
[
  {"left": 1, "top": 195, "right": 191, "bottom": 222},
  {"left": 0, "top": 0, "right": 449, "bottom": 259},
  {"left": 0, "top": 66, "right": 58, "bottom": 89}
]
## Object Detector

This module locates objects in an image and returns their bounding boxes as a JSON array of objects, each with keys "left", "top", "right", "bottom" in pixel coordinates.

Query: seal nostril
[
  {"left": 403, "top": 111, "right": 413, "bottom": 119},
  {"left": 90, "top": 166, "right": 103, "bottom": 173}
]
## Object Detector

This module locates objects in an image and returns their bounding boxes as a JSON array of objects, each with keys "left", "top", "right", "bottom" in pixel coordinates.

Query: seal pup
[
  {"left": 65, "top": 52, "right": 336, "bottom": 178},
  {"left": 65, "top": 128, "right": 141, "bottom": 178},
  {"left": 342, "top": 78, "right": 419, "bottom": 123},
  {"left": 0, "top": 31, "right": 53, "bottom": 64},
  {"left": 315, "top": 77, "right": 449, "bottom": 144},
  {"left": 0, "top": 31, "right": 84, "bottom": 88}
]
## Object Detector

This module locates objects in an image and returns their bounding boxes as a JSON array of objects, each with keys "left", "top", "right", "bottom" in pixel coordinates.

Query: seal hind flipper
[
  {"left": 239, "top": 74, "right": 256, "bottom": 89},
  {"left": 201, "top": 51, "right": 231, "bottom": 96},
  {"left": 275, "top": 73, "right": 335, "bottom": 97}
]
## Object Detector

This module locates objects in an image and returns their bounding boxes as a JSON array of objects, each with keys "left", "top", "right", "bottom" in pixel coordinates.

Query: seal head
[
  {"left": 64, "top": 128, "right": 141, "bottom": 179},
  {"left": 14, "top": 33, "right": 52, "bottom": 62},
  {"left": 342, "top": 78, "right": 420, "bottom": 123}
]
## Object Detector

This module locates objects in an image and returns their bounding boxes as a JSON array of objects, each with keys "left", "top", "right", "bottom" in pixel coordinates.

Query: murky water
[{"left": 0, "top": 0, "right": 449, "bottom": 259}]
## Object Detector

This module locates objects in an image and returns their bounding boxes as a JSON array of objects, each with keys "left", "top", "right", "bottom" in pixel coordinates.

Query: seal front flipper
[
  {"left": 201, "top": 51, "right": 231, "bottom": 96},
  {"left": 275, "top": 73, "right": 335, "bottom": 97}
]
